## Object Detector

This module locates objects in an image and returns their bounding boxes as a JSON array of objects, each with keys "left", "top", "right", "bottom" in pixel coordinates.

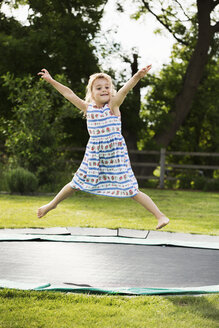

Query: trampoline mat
[{"left": 0, "top": 241, "right": 218, "bottom": 288}]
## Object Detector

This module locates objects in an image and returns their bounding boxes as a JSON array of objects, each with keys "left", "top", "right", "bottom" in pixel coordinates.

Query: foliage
[
  {"left": 191, "top": 175, "right": 206, "bottom": 190},
  {"left": 1, "top": 0, "right": 219, "bottom": 191},
  {"left": 140, "top": 45, "right": 219, "bottom": 151},
  {"left": 117, "top": 0, "right": 219, "bottom": 156},
  {"left": 204, "top": 179, "right": 219, "bottom": 192},
  {"left": 0, "top": 0, "right": 107, "bottom": 152},
  {"left": 168, "top": 173, "right": 219, "bottom": 191},
  {"left": 2, "top": 73, "right": 84, "bottom": 185},
  {"left": 176, "top": 173, "right": 194, "bottom": 190},
  {"left": 170, "top": 39, "right": 219, "bottom": 153},
  {"left": 5, "top": 167, "right": 38, "bottom": 194},
  {"left": 175, "top": 172, "right": 206, "bottom": 190},
  {"left": 0, "top": 163, "right": 8, "bottom": 191},
  {"left": 0, "top": 0, "right": 106, "bottom": 83},
  {"left": 138, "top": 39, "right": 219, "bottom": 176},
  {"left": 139, "top": 60, "right": 187, "bottom": 145}
]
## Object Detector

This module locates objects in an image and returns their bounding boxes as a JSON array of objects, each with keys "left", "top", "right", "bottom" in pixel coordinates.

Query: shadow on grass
[{"left": 168, "top": 295, "right": 219, "bottom": 322}]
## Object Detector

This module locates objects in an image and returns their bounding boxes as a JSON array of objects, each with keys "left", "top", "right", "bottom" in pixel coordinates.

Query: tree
[
  {"left": 0, "top": 0, "right": 107, "bottom": 79},
  {"left": 117, "top": 0, "right": 219, "bottom": 148},
  {"left": 119, "top": 53, "right": 143, "bottom": 149},
  {"left": 140, "top": 49, "right": 219, "bottom": 160},
  {"left": 0, "top": 0, "right": 107, "bottom": 117},
  {"left": 0, "top": 0, "right": 107, "bottom": 106},
  {"left": 0, "top": 0, "right": 107, "bottom": 152}
]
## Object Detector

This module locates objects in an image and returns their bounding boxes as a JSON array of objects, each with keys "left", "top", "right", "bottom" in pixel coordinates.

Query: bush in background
[
  {"left": 2, "top": 73, "right": 84, "bottom": 187},
  {"left": 6, "top": 167, "right": 38, "bottom": 194},
  {"left": 0, "top": 163, "right": 8, "bottom": 191},
  {"left": 191, "top": 176, "right": 206, "bottom": 190},
  {"left": 177, "top": 173, "right": 194, "bottom": 189},
  {"left": 204, "top": 179, "right": 219, "bottom": 192}
]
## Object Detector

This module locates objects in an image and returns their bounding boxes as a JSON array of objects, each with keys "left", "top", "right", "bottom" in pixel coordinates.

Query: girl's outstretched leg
[
  {"left": 37, "top": 183, "right": 75, "bottom": 218},
  {"left": 132, "top": 191, "right": 169, "bottom": 230}
]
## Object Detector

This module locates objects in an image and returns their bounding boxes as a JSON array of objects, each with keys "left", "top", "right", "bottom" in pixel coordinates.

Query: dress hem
[{"left": 70, "top": 184, "right": 139, "bottom": 198}]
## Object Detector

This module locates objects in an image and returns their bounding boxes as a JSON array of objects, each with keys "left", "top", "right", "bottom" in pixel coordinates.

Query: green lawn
[
  {"left": 0, "top": 188, "right": 219, "bottom": 235},
  {"left": 0, "top": 189, "right": 219, "bottom": 328},
  {"left": 0, "top": 290, "right": 218, "bottom": 328}
]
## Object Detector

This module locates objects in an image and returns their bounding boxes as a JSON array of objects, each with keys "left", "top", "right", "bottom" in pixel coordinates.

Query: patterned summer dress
[{"left": 70, "top": 103, "right": 139, "bottom": 197}]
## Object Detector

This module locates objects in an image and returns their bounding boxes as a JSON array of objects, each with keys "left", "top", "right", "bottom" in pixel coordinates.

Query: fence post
[{"left": 159, "top": 148, "right": 166, "bottom": 189}]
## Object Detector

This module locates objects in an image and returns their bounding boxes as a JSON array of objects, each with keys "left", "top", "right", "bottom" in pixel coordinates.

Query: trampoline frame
[{"left": 0, "top": 227, "right": 218, "bottom": 296}]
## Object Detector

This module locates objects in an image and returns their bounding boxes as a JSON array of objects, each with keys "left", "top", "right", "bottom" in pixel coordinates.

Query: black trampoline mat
[{"left": 0, "top": 241, "right": 218, "bottom": 288}]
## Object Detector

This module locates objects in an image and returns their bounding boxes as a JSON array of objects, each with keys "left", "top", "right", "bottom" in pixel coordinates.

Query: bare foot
[
  {"left": 37, "top": 203, "right": 56, "bottom": 218},
  {"left": 156, "top": 216, "right": 169, "bottom": 230}
]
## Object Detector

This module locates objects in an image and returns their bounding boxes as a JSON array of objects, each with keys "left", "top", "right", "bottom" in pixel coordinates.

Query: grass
[
  {"left": 0, "top": 290, "right": 218, "bottom": 328},
  {"left": 0, "top": 188, "right": 219, "bottom": 235},
  {"left": 0, "top": 188, "right": 219, "bottom": 327}
]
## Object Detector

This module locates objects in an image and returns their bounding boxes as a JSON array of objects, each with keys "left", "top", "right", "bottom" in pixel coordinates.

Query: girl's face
[{"left": 92, "top": 78, "right": 111, "bottom": 107}]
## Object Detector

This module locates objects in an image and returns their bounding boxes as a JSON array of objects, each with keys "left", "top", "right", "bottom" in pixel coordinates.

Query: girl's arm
[
  {"left": 111, "top": 65, "right": 152, "bottom": 108},
  {"left": 38, "top": 69, "right": 88, "bottom": 112}
]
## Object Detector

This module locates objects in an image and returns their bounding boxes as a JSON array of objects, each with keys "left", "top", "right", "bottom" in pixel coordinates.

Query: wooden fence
[
  {"left": 131, "top": 148, "right": 219, "bottom": 188},
  {"left": 66, "top": 147, "right": 219, "bottom": 189}
]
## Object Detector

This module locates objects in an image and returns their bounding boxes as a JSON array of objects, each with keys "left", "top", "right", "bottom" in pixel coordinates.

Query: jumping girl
[{"left": 37, "top": 66, "right": 169, "bottom": 230}]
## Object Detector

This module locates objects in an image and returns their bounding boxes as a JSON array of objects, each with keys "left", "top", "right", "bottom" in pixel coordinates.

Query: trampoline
[{"left": 0, "top": 227, "right": 218, "bottom": 295}]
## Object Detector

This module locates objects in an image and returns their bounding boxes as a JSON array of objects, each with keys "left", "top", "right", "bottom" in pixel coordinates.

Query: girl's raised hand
[
  {"left": 137, "top": 65, "right": 152, "bottom": 78},
  {"left": 37, "top": 68, "right": 53, "bottom": 82}
]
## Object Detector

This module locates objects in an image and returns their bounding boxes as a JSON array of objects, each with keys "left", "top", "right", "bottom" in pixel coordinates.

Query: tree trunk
[
  {"left": 122, "top": 53, "right": 141, "bottom": 150},
  {"left": 154, "top": 0, "right": 213, "bottom": 147}
]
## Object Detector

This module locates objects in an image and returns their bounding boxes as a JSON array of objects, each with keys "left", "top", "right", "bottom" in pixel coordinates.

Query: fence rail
[{"left": 65, "top": 147, "right": 219, "bottom": 189}]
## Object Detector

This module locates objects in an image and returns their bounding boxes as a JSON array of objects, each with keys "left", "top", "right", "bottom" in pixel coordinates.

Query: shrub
[
  {"left": 140, "top": 179, "right": 159, "bottom": 188},
  {"left": 164, "top": 179, "right": 176, "bottom": 189},
  {"left": 177, "top": 174, "right": 193, "bottom": 189},
  {"left": 0, "top": 163, "right": 9, "bottom": 191},
  {"left": 204, "top": 179, "right": 219, "bottom": 192},
  {"left": 191, "top": 176, "right": 206, "bottom": 190},
  {"left": 6, "top": 167, "right": 38, "bottom": 194},
  {"left": 2, "top": 73, "right": 85, "bottom": 186}
]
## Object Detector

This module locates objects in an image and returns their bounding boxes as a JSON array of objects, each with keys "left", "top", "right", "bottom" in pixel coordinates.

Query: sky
[
  {"left": 1, "top": 0, "right": 175, "bottom": 75},
  {"left": 98, "top": 0, "right": 175, "bottom": 74}
]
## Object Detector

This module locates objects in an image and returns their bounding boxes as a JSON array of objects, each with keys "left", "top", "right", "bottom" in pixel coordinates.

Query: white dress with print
[{"left": 70, "top": 103, "right": 138, "bottom": 197}]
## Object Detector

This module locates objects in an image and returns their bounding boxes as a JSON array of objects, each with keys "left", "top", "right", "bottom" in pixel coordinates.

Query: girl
[{"left": 37, "top": 66, "right": 169, "bottom": 230}]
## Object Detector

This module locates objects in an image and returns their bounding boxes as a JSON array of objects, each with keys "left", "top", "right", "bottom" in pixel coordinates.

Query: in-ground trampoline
[{"left": 0, "top": 227, "right": 218, "bottom": 295}]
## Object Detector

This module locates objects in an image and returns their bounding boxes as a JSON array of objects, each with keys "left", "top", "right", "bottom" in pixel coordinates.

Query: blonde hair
[{"left": 85, "top": 73, "right": 117, "bottom": 103}]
